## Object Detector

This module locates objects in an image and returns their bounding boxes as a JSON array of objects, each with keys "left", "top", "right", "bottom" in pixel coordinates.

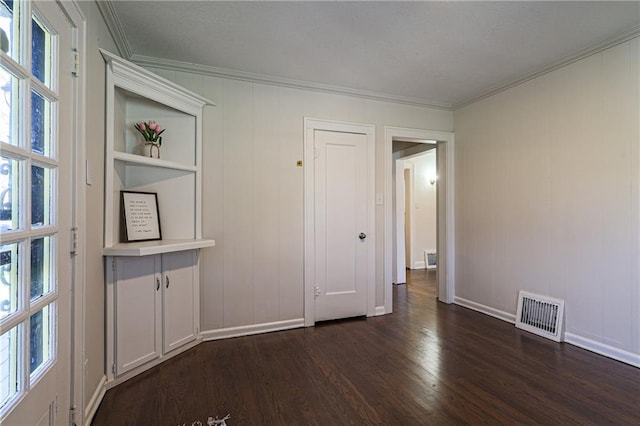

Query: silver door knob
[{"left": 359, "top": 232, "right": 367, "bottom": 240}]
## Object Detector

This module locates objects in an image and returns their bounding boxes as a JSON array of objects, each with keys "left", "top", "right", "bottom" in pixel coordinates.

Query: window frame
[{"left": 0, "top": 0, "right": 61, "bottom": 416}]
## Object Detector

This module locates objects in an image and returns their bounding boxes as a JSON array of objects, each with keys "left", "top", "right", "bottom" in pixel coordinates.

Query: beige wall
[
  {"left": 144, "top": 68, "right": 453, "bottom": 330},
  {"left": 454, "top": 38, "right": 640, "bottom": 360}
]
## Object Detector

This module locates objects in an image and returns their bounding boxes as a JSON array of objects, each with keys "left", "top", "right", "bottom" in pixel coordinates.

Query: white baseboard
[
  {"left": 84, "top": 375, "right": 106, "bottom": 426},
  {"left": 454, "top": 296, "right": 516, "bottom": 324},
  {"left": 412, "top": 261, "right": 426, "bottom": 269},
  {"left": 201, "top": 318, "right": 304, "bottom": 341},
  {"left": 374, "top": 305, "right": 386, "bottom": 316},
  {"left": 454, "top": 296, "right": 640, "bottom": 368},
  {"left": 564, "top": 332, "right": 640, "bottom": 368}
]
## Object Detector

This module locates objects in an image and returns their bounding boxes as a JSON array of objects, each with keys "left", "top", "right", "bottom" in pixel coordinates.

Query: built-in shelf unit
[{"left": 100, "top": 49, "right": 215, "bottom": 384}]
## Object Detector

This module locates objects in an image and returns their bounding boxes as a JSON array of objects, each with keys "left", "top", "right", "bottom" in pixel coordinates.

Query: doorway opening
[
  {"left": 383, "top": 127, "right": 455, "bottom": 314},
  {"left": 394, "top": 142, "right": 437, "bottom": 285}
]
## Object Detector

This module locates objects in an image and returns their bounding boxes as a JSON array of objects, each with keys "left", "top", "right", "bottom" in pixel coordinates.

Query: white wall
[
  {"left": 454, "top": 38, "right": 640, "bottom": 364},
  {"left": 405, "top": 151, "right": 437, "bottom": 268},
  {"left": 143, "top": 68, "right": 453, "bottom": 331}
]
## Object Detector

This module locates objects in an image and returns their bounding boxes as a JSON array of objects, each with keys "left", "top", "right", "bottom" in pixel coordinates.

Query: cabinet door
[
  {"left": 115, "top": 256, "right": 162, "bottom": 374},
  {"left": 162, "top": 251, "right": 198, "bottom": 353}
]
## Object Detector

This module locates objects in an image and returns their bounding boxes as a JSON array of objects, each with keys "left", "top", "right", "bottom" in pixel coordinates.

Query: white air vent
[
  {"left": 424, "top": 250, "right": 437, "bottom": 270},
  {"left": 515, "top": 291, "right": 565, "bottom": 342}
]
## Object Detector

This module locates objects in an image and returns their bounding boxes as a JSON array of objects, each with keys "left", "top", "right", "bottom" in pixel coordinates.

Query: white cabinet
[
  {"left": 108, "top": 251, "right": 199, "bottom": 378},
  {"left": 112, "top": 256, "right": 161, "bottom": 375},
  {"left": 100, "top": 50, "right": 214, "bottom": 383},
  {"left": 161, "top": 251, "right": 198, "bottom": 354}
]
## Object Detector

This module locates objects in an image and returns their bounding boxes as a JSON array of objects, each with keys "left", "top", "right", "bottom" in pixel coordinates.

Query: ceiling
[{"left": 104, "top": 1, "right": 640, "bottom": 109}]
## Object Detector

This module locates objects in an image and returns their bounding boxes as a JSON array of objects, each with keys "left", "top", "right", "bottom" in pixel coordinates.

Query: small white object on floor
[
  {"left": 207, "top": 414, "right": 230, "bottom": 426},
  {"left": 178, "top": 414, "right": 230, "bottom": 426}
]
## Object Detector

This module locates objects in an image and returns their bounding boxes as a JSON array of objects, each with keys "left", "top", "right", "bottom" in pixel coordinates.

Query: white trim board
[
  {"left": 130, "top": 28, "right": 640, "bottom": 111},
  {"left": 454, "top": 297, "right": 517, "bottom": 324},
  {"left": 456, "top": 26, "right": 640, "bottom": 109},
  {"left": 130, "top": 54, "right": 451, "bottom": 110},
  {"left": 83, "top": 375, "right": 106, "bottom": 426},
  {"left": 94, "top": 0, "right": 132, "bottom": 59},
  {"left": 564, "top": 333, "right": 640, "bottom": 369},
  {"left": 53, "top": 2, "right": 89, "bottom": 426},
  {"left": 201, "top": 319, "right": 305, "bottom": 341},
  {"left": 454, "top": 297, "right": 640, "bottom": 368}
]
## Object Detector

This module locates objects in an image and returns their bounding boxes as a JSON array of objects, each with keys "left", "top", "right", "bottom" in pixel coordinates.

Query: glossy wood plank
[{"left": 92, "top": 269, "right": 640, "bottom": 425}]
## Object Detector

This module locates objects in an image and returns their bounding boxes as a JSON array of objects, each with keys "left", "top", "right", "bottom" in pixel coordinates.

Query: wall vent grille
[
  {"left": 425, "top": 250, "right": 437, "bottom": 270},
  {"left": 515, "top": 291, "right": 565, "bottom": 342}
]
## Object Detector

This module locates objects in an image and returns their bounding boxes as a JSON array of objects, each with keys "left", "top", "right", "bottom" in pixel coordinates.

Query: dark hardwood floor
[{"left": 92, "top": 269, "right": 640, "bottom": 425}]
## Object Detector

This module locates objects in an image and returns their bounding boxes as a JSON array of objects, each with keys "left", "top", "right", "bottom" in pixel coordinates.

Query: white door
[
  {"left": 313, "top": 129, "right": 369, "bottom": 322},
  {"left": 0, "top": 1, "right": 73, "bottom": 424},
  {"left": 162, "top": 251, "right": 197, "bottom": 354},
  {"left": 115, "top": 256, "right": 161, "bottom": 375}
]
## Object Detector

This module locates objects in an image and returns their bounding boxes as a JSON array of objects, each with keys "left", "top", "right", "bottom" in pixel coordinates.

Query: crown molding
[
  {"left": 96, "top": 0, "right": 451, "bottom": 109},
  {"left": 455, "top": 24, "right": 640, "bottom": 110},
  {"left": 128, "top": 53, "right": 453, "bottom": 110},
  {"left": 97, "top": 0, "right": 638, "bottom": 113},
  {"left": 95, "top": 0, "right": 132, "bottom": 60}
]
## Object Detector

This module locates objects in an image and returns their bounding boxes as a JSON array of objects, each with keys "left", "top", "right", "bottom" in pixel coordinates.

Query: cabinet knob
[
  {"left": 156, "top": 277, "right": 160, "bottom": 291},
  {"left": 166, "top": 276, "right": 170, "bottom": 289}
]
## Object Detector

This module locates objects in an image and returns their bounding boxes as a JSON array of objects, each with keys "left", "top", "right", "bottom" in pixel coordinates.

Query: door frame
[
  {"left": 55, "top": 1, "right": 87, "bottom": 425},
  {"left": 384, "top": 127, "right": 455, "bottom": 313},
  {"left": 304, "top": 118, "right": 375, "bottom": 327},
  {"left": 391, "top": 159, "right": 407, "bottom": 284}
]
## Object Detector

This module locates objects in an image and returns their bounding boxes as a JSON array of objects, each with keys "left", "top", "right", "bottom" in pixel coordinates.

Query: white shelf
[
  {"left": 102, "top": 50, "right": 214, "bottom": 384},
  {"left": 103, "top": 239, "right": 216, "bottom": 256},
  {"left": 113, "top": 151, "right": 197, "bottom": 172}
]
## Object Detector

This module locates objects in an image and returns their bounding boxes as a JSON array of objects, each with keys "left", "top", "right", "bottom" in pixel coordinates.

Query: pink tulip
[
  {"left": 148, "top": 122, "right": 158, "bottom": 131},
  {"left": 139, "top": 123, "right": 146, "bottom": 131},
  {"left": 155, "top": 126, "right": 163, "bottom": 133}
]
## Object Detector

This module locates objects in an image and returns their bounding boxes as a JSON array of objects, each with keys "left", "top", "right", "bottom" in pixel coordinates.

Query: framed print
[{"left": 121, "top": 191, "right": 162, "bottom": 242}]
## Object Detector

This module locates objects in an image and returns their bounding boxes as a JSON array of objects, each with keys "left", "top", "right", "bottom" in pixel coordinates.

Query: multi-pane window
[{"left": 0, "top": 0, "right": 59, "bottom": 416}]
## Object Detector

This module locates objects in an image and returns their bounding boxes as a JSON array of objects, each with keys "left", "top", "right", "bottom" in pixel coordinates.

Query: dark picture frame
[{"left": 120, "top": 191, "right": 162, "bottom": 242}]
